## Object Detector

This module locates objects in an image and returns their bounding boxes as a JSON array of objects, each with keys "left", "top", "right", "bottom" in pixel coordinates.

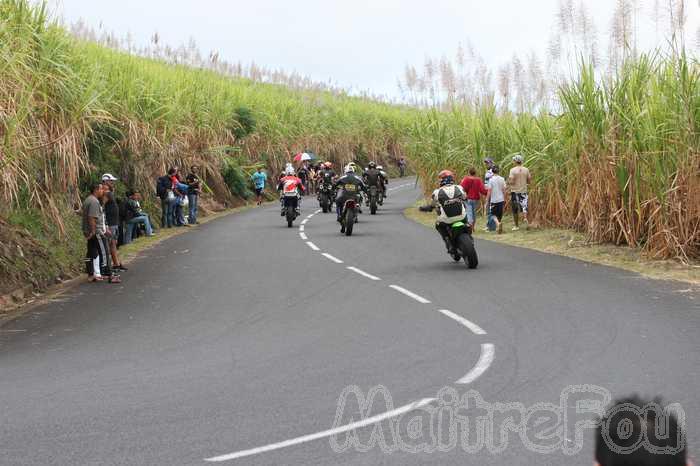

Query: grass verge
[{"left": 405, "top": 202, "right": 700, "bottom": 286}]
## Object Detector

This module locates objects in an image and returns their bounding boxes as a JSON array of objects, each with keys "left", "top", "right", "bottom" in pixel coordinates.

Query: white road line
[
  {"left": 306, "top": 241, "right": 320, "bottom": 251},
  {"left": 315, "top": 209, "right": 322, "bottom": 214},
  {"left": 438, "top": 309, "right": 487, "bottom": 335},
  {"left": 299, "top": 225, "right": 305, "bottom": 232},
  {"left": 301, "top": 219, "right": 308, "bottom": 225},
  {"left": 322, "top": 253, "right": 344, "bottom": 264},
  {"left": 299, "top": 232, "right": 308, "bottom": 240},
  {"left": 456, "top": 343, "right": 495, "bottom": 385},
  {"left": 388, "top": 285, "right": 431, "bottom": 304},
  {"left": 204, "top": 398, "right": 436, "bottom": 462},
  {"left": 347, "top": 266, "right": 381, "bottom": 281}
]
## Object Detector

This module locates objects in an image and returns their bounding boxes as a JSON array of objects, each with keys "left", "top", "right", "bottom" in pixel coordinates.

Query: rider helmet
[
  {"left": 345, "top": 164, "right": 356, "bottom": 174},
  {"left": 438, "top": 170, "right": 455, "bottom": 187},
  {"left": 368, "top": 161, "right": 377, "bottom": 169}
]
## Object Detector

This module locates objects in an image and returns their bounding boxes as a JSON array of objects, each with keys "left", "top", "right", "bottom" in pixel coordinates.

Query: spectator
[
  {"left": 185, "top": 165, "right": 202, "bottom": 224},
  {"left": 101, "top": 173, "right": 126, "bottom": 272},
  {"left": 82, "top": 183, "right": 119, "bottom": 283},
  {"left": 483, "top": 157, "right": 496, "bottom": 231},
  {"left": 123, "top": 190, "right": 155, "bottom": 244},
  {"left": 157, "top": 168, "right": 176, "bottom": 228},
  {"left": 251, "top": 167, "right": 268, "bottom": 206},
  {"left": 398, "top": 157, "right": 407, "bottom": 177},
  {"left": 297, "top": 163, "right": 309, "bottom": 195},
  {"left": 170, "top": 167, "right": 188, "bottom": 227},
  {"left": 595, "top": 395, "right": 688, "bottom": 466},
  {"left": 486, "top": 165, "right": 506, "bottom": 234},
  {"left": 508, "top": 153, "right": 531, "bottom": 231},
  {"left": 459, "top": 167, "right": 488, "bottom": 229}
]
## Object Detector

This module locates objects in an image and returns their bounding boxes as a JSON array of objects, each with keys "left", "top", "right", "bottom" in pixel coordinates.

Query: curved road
[{"left": 1, "top": 180, "right": 698, "bottom": 465}]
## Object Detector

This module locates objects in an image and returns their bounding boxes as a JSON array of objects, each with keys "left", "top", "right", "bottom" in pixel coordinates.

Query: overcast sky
[{"left": 47, "top": 0, "right": 700, "bottom": 98}]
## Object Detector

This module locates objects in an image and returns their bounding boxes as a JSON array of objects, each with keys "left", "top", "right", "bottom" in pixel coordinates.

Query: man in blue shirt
[{"left": 251, "top": 168, "right": 268, "bottom": 206}]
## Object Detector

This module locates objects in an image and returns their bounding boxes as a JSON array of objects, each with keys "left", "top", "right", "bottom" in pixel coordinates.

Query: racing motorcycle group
[
  {"left": 276, "top": 159, "right": 481, "bottom": 268},
  {"left": 277, "top": 161, "right": 388, "bottom": 236}
]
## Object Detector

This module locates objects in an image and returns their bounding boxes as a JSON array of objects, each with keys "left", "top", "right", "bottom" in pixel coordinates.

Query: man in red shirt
[{"left": 460, "top": 167, "right": 487, "bottom": 228}]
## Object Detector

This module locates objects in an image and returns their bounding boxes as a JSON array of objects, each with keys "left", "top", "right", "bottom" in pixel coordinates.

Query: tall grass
[
  {"left": 0, "top": 0, "right": 416, "bottom": 226},
  {"left": 408, "top": 55, "right": 700, "bottom": 261}
]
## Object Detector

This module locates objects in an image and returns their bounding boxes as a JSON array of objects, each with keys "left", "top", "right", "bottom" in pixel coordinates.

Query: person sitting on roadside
[
  {"left": 459, "top": 167, "right": 487, "bottom": 229},
  {"left": 123, "top": 190, "right": 155, "bottom": 244},
  {"left": 595, "top": 395, "right": 689, "bottom": 466}
]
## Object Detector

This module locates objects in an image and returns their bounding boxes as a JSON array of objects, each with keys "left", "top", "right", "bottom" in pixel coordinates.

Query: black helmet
[{"left": 368, "top": 161, "right": 377, "bottom": 169}]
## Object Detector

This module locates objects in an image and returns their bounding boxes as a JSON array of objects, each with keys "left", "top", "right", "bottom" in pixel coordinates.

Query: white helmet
[
  {"left": 512, "top": 153, "right": 524, "bottom": 164},
  {"left": 345, "top": 164, "right": 356, "bottom": 174}
]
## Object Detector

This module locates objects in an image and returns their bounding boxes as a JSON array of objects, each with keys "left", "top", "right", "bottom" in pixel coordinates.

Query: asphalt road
[{"left": 1, "top": 180, "right": 698, "bottom": 465}]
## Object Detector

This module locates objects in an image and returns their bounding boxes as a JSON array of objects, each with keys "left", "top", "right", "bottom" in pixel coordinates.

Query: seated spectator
[
  {"left": 595, "top": 395, "right": 689, "bottom": 466},
  {"left": 123, "top": 190, "right": 155, "bottom": 244}
]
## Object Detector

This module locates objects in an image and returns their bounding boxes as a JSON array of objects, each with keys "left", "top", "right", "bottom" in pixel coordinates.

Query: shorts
[
  {"left": 511, "top": 193, "right": 528, "bottom": 214},
  {"left": 490, "top": 202, "right": 504, "bottom": 221},
  {"left": 108, "top": 225, "right": 119, "bottom": 240},
  {"left": 255, "top": 188, "right": 263, "bottom": 196}
]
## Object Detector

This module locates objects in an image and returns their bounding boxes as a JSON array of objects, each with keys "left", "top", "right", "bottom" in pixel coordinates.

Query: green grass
[{"left": 405, "top": 202, "right": 700, "bottom": 285}]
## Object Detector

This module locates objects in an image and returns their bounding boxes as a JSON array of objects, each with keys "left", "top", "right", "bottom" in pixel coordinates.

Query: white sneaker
[{"left": 512, "top": 226, "right": 520, "bottom": 231}]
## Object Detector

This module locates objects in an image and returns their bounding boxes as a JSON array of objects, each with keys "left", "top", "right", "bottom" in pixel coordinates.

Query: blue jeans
[
  {"left": 124, "top": 215, "right": 153, "bottom": 244},
  {"left": 174, "top": 199, "right": 185, "bottom": 226},
  {"left": 188, "top": 194, "right": 199, "bottom": 224},
  {"left": 466, "top": 199, "right": 478, "bottom": 225},
  {"left": 161, "top": 198, "right": 174, "bottom": 228}
]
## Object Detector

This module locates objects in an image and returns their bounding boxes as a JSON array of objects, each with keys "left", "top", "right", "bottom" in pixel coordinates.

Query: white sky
[{"left": 47, "top": 0, "right": 700, "bottom": 98}]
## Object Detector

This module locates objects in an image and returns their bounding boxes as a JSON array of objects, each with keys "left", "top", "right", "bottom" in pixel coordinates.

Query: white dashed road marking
[
  {"left": 456, "top": 343, "right": 495, "bottom": 385},
  {"left": 306, "top": 241, "right": 320, "bottom": 251},
  {"left": 346, "top": 266, "right": 381, "bottom": 281},
  {"left": 438, "top": 309, "right": 487, "bottom": 335},
  {"left": 299, "top": 232, "right": 308, "bottom": 240},
  {"left": 322, "top": 253, "right": 344, "bottom": 264},
  {"left": 388, "top": 285, "right": 431, "bottom": 304}
]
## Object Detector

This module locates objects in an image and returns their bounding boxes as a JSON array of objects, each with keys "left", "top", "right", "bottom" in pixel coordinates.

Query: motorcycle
[
  {"left": 318, "top": 183, "right": 334, "bottom": 213},
  {"left": 282, "top": 195, "right": 300, "bottom": 228},
  {"left": 340, "top": 198, "right": 359, "bottom": 236},
  {"left": 368, "top": 185, "right": 379, "bottom": 215},
  {"left": 446, "top": 221, "right": 478, "bottom": 269}
]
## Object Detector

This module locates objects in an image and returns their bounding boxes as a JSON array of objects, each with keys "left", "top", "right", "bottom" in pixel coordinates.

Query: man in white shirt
[{"left": 486, "top": 165, "right": 506, "bottom": 234}]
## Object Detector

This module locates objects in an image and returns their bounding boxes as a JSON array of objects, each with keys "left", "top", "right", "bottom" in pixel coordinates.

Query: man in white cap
[
  {"left": 101, "top": 173, "right": 126, "bottom": 272},
  {"left": 507, "top": 154, "right": 531, "bottom": 230}
]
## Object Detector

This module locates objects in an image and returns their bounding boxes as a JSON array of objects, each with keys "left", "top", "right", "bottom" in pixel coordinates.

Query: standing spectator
[
  {"left": 251, "top": 167, "right": 268, "bottom": 206},
  {"left": 123, "top": 190, "right": 155, "bottom": 243},
  {"left": 157, "top": 168, "right": 175, "bottom": 228},
  {"left": 82, "top": 183, "right": 119, "bottom": 283},
  {"left": 483, "top": 157, "right": 496, "bottom": 231},
  {"left": 595, "top": 395, "right": 688, "bottom": 466},
  {"left": 101, "top": 173, "right": 126, "bottom": 272},
  {"left": 486, "top": 166, "right": 506, "bottom": 234},
  {"left": 185, "top": 165, "right": 202, "bottom": 224},
  {"left": 459, "top": 167, "right": 488, "bottom": 229},
  {"left": 297, "top": 163, "right": 309, "bottom": 195},
  {"left": 508, "top": 153, "right": 531, "bottom": 230},
  {"left": 169, "top": 167, "right": 187, "bottom": 227},
  {"left": 398, "top": 157, "right": 407, "bottom": 177}
]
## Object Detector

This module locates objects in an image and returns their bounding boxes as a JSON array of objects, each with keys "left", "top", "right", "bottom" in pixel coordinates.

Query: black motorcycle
[
  {"left": 368, "top": 186, "right": 380, "bottom": 215},
  {"left": 340, "top": 198, "right": 359, "bottom": 236},
  {"left": 446, "top": 221, "right": 478, "bottom": 269},
  {"left": 282, "top": 196, "right": 299, "bottom": 228},
  {"left": 318, "top": 183, "right": 334, "bottom": 213}
]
